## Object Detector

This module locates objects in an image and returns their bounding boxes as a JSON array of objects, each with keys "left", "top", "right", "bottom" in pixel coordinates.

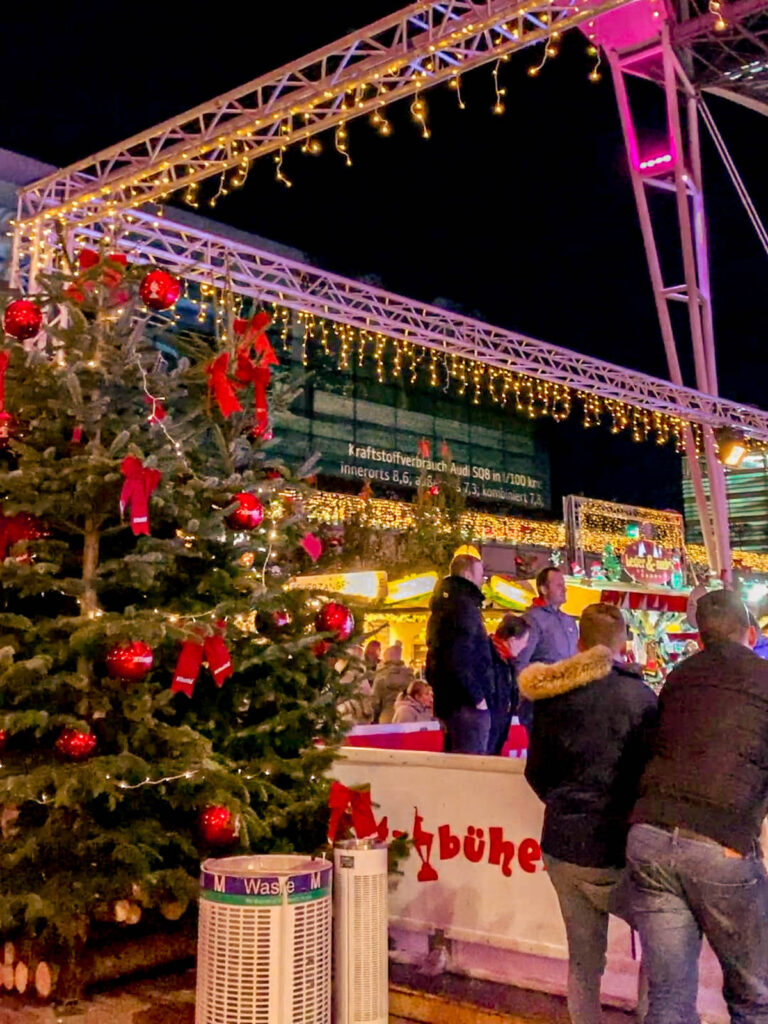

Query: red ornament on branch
[
  {"left": 0, "top": 729, "right": 7, "bottom": 750},
  {"left": 139, "top": 269, "right": 182, "bottom": 311},
  {"left": 272, "top": 609, "right": 292, "bottom": 628},
  {"left": 198, "top": 805, "right": 238, "bottom": 846},
  {"left": 55, "top": 729, "right": 97, "bottom": 760},
  {"left": 106, "top": 641, "right": 154, "bottom": 681},
  {"left": 227, "top": 493, "right": 264, "bottom": 530},
  {"left": 0, "top": 512, "right": 47, "bottom": 561},
  {"left": 315, "top": 602, "right": 355, "bottom": 642},
  {"left": 3, "top": 300, "right": 42, "bottom": 342}
]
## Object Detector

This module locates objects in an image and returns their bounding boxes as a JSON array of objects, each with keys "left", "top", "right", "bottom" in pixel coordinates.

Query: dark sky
[{"left": 1, "top": 1, "right": 766, "bottom": 512}]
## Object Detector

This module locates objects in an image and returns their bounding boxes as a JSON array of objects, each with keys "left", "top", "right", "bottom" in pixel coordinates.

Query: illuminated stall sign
[{"left": 621, "top": 540, "right": 674, "bottom": 586}]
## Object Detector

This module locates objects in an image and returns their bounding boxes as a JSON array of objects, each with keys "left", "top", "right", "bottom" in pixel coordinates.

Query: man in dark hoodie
[
  {"left": 425, "top": 553, "right": 494, "bottom": 753},
  {"left": 628, "top": 589, "right": 768, "bottom": 1024},
  {"left": 520, "top": 602, "right": 657, "bottom": 1024}
]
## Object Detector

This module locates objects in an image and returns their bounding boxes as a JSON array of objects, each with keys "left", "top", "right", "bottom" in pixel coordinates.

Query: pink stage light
[{"left": 639, "top": 152, "right": 674, "bottom": 171}]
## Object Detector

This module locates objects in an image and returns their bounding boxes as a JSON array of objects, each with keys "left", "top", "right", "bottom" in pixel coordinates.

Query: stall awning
[{"left": 600, "top": 588, "right": 688, "bottom": 613}]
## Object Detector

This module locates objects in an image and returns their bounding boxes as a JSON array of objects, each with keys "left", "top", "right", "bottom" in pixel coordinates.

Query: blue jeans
[
  {"left": 627, "top": 822, "right": 768, "bottom": 1024},
  {"left": 544, "top": 854, "right": 642, "bottom": 1024},
  {"left": 444, "top": 706, "right": 490, "bottom": 754}
]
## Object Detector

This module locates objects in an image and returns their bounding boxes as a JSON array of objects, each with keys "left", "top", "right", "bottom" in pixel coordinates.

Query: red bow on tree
[
  {"left": 171, "top": 625, "right": 234, "bottom": 698},
  {"left": 206, "top": 352, "right": 243, "bottom": 418},
  {"left": 327, "top": 781, "right": 379, "bottom": 844},
  {"left": 0, "top": 351, "right": 12, "bottom": 440},
  {"left": 120, "top": 456, "right": 162, "bottom": 536},
  {"left": 233, "top": 313, "right": 279, "bottom": 437},
  {"left": 143, "top": 394, "right": 167, "bottom": 423}
]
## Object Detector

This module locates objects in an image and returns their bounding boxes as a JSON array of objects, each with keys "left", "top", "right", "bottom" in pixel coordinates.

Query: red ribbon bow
[
  {"left": 327, "top": 781, "right": 379, "bottom": 844},
  {"left": 233, "top": 313, "right": 278, "bottom": 437},
  {"left": 0, "top": 351, "right": 11, "bottom": 438},
  {"left": 171, "top": 626, "right": 233, "bottom": 698},
  {"left": 120, "top": 456, "right": 162, "bottom": 536},
  {"left": 206, "top": 352, "right": 243, "bottom": 418},
  {"left": 143, "top": 394, "right": 167, "bottom": 423}
]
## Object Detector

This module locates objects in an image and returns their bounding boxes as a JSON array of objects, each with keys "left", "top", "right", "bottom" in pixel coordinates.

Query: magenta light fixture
[{"left": 636, "top": 139, "right": 678, "bottom": 176}]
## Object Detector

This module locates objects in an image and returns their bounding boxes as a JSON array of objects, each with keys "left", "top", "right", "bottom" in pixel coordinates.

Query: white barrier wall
[{"left": 333, "top": 747, "right": 729, "bottom": 1023}]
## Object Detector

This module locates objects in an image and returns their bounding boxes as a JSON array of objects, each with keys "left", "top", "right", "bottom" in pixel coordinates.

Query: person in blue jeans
[
  {"left": 521, "top": 602, "right": 657, "bottom": 1024},
  {"left": 628, "top": 588, "right": 768, "bottom": 1024}
]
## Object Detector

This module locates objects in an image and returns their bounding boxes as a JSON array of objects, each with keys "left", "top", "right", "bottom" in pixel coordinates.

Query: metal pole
[
  {"left": 661, "top": 36, "right": 732, "bottom": 579},
  {"left": 608, "top": 51, "right": 720, "bottom": 572}
]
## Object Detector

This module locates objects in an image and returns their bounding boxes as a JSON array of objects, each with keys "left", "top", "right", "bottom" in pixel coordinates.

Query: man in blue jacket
[
  {"left": 516, "top": 566, "right": 579, "bottom": 729},
  {"left": 426, "top": 553, "right": 494, "bottom": 753}
]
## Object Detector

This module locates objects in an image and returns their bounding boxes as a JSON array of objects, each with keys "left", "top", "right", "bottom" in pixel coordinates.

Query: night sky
[{"left": 1, "top": 1, "right": 766, "bottom": 514}]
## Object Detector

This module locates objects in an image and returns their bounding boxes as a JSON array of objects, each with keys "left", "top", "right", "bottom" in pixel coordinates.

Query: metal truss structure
[
  {"left": 73, "top": 207, "right": 768, "bottom": 439},
  {"left": 676, "top": 0, "right": 768, "bottom": 113},
  {"left": 11, "top": 0, "right": 768, "bottom": 576},
  {"left": 14, "top": 0, "right": 635, "bottom": 228}
]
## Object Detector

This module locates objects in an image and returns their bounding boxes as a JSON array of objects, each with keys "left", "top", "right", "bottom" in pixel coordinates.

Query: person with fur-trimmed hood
[{"left": 519, "top": 602, "right": 657, "bottom": 1024}]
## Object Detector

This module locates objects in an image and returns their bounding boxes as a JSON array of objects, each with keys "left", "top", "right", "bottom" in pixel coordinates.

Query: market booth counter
[{"left": 332, "top": 746, "right": 731, "bottom": 1023}]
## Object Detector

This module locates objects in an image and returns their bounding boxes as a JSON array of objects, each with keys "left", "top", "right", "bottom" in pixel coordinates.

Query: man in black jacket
[
  {"left": 425, "top": 553, "right": 494, "bottom": 753},
  {"left": 628, "top": 589, "right": 768, "bottom": 1024},
  {"left": 520, "top": 602, "right": 657, "bottom": 1024}
]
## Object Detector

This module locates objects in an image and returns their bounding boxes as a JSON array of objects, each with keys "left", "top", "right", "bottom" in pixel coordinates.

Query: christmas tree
[
  {"left": 340, "top": 451, "right": 471, "bottom": 577},
  {"left": 0, "top": 251, "right": 356, "bottom": 989}
]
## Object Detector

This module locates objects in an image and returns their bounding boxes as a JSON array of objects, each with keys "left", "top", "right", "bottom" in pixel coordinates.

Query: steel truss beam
[
  {"left": 63, "top": 208, "right": 768, "bottom": 440},
  {"left": 16, "top": 0, "right": 635, "bottom": 228},
  {"left": 608, "top": 31, "right": 734, "bottom": 576}
]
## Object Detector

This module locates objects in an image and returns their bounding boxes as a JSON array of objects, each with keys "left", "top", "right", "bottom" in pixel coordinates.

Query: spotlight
[{"left": 716, "top": 429, "right": 748, "bottom": 468}]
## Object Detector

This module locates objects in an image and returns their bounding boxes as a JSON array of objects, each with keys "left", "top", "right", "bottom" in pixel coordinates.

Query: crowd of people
[
  {"left": 423, "top": 552, "right": 768, "bottom": 1024},
  {"left": 336, "top": 639, "right": 435, "bottom": 727},
  {"left": 336, "top": 550, "right": 768, "bottom": 1020}
]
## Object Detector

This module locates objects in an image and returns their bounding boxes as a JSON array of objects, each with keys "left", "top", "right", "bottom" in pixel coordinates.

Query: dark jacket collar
[{"left": 431, "top": 574, "right": 484, "bottom": 609}]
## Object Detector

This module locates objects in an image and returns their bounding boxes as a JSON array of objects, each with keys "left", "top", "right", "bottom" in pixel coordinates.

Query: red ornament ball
[
  {"left": 3, "top": 300, "right": 43, "bottom": 342},
  {"left": 428, "top": 484, "right": 440, "bottom": 496},
  {"left": 106, "top": 641, "right": 154, "bottom": 681},
  {"left": 56, "top": 728, "right": 97, "bottom": 760},
  {"left": 228, "top": 492, "right": 264, "bottom": 530},
  {"left": 272, "top": 609, "right": 292, "bottom": 628},
  {"left": 77, "top": 249, "right": 100, "bottom": 270},
  {"left": 139, "top": 269, "right": 183, "bottom": 311},
  {"left": 315, "top": 602, "right": 355, "bottom": 642},
  {"left": 199, "top": 805, "right": 238, "bottom": 846}
]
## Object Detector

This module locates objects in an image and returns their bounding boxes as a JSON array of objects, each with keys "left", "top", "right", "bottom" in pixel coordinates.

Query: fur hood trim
[{"left": 518, "top": 645, "right": 614, "bottom": 701}]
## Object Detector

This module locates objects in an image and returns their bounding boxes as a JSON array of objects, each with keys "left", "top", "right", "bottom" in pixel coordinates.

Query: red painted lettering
[
  {"left": 463, "top": 826, "right": 485, "bottom": 863},
  {"left": 488, "top": 827, "right": 516, "bottom": 877},
  {"left": 518, "top": 837, "right": 542, "bottom": 873},
  {"left": 438, "top": 824, "right": 461, "bottom": 860}
]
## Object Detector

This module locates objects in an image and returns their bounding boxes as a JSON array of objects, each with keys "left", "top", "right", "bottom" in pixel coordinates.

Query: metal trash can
[
  {"left": 196, "top": 854, "right": 332, "bottom": 1024},
  {"left": 334, "top": 839, "right": 389, "bottom": 1024}
]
